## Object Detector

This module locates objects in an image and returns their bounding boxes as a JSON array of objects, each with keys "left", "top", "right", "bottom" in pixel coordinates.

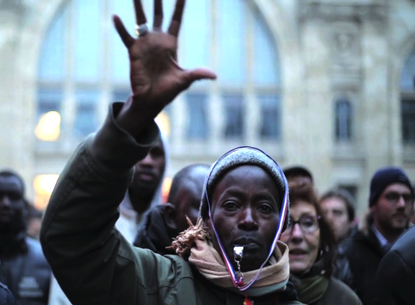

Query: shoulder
[
  {"left": 322, "top": 277, "right": 362, "bottom": 305},
  {"left": 0, "top": 282, "right": 17, "bottom": 305}
]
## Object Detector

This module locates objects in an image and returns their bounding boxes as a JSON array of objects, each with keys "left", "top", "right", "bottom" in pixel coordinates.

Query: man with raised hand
[{"left": 40, "top": 1, "right": 302, "bottom": 304}]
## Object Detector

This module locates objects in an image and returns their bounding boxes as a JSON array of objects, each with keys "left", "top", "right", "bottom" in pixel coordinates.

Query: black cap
[
  {"left": 369, "top": 166, "right": 414, "bottom": 207},
  {"left": 283, "top": 166, "right": 313, "bottom": 184}
]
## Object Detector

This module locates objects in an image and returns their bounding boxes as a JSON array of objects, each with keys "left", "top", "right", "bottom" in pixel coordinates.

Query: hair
[
  {"left": 0, "top": 170, "right": 25, "bottom": 196},
  {"left": 288, "top": 181, "right": 336, "bottom": 277},
  {"left": 319, "top": 188, "right": 356, "bottom": 222},
  {"left": 167, "top": 164, "right": 210, "bottom": 206}
]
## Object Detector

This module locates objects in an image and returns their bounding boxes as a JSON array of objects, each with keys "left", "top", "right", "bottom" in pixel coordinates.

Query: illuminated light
[
  {"left": 33, "top": 174, "right": 59, "bottom": 210},
  {"left": 35, "top": 111, "right": 61, "bottom": 141},
  {"left": 162, "top": 176, "right": 172, "bottom": 204},
  {"left": 155, "top": 111, "right": 171, "bottom": 137}
]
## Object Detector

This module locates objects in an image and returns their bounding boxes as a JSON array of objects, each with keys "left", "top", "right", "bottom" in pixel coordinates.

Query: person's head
[
  {"left": 164, "top": 164, "right": 210, "bottom": 233},
  {"left": 320, "top": 188, "right": 355, "bottom": 242},
  {"left": 283, "top": 166, "right": 313, "bottom": 186},
  {"left": 200, "top": 147, "right": 289, "bottom": 273},
  {"left": 130, "top": 138, "right": 166, "bottom": 204},
  {"left": 369, "top": 167, "right": 414, "bottom": 234},
  {"left": 280, "top": 182, "right": 336, "bottom": 277},
  {"left": 0, "top": 170, "right": 27, "bottom": 233}
]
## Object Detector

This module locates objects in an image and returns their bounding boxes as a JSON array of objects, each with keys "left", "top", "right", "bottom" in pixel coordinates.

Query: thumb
[{"left": 180, "top": 68, "right": 217, "bottom": 89}]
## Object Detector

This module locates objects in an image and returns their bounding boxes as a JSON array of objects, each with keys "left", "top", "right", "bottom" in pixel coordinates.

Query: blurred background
[{"left": 0, "top": 0, "right": 414, "bottom": 219}]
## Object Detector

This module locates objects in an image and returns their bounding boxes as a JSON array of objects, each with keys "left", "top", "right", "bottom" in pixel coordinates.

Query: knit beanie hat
[
  {"left": 369, "top": 166, "right": 414, "bottom": 207},
  {"left": 200, "top": 146, "right": 290, "bottom": 231}
]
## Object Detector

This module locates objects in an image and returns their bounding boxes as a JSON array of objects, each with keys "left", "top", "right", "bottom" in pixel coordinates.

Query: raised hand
[{"left": 113, "top": 0, "right": 216, "bottom": 139}]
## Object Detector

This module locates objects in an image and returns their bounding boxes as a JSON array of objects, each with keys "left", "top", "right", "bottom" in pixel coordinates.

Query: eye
[
  {"left": 258, "top": 204, "right": 273, "bottom": 214},
  {"left": 333, "top": 210, "right": 343, "bottom": 217},
  {"left": 223, "top": 201, "right": 239, "bottom": 211},
  {"left": 301, "top": 217, "right": 315, "bottom": 228}
]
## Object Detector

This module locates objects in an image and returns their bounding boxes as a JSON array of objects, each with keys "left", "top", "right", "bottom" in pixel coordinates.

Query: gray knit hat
[{"left": 200, "top": 146, "right": 290, "bottom": 231}]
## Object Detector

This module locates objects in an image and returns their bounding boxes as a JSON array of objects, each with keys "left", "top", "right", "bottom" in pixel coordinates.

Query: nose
[
  {"left": 238, "top": 207, "right": 258, "bottom": 231},
  {"left": 0, "top": 195, "right": 12, "bottom": 208},
  {"left": 396, "top": 195, "right": 406, "bottom": 209},
  {"left": 290, "top": 223, "right": 304, "bottom": 243},
  {"left": 138, "top": 153, "right": 155, "bottom": 167}
]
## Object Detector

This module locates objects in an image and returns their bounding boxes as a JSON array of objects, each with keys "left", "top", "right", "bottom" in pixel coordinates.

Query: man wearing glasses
[{"left": 344, "top": 167, "right": 414, "bottom": 304}]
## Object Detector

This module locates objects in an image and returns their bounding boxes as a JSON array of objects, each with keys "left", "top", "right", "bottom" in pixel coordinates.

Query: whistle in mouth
[{"left": 233, "top": 246, "right": 244, "bottom": 262}]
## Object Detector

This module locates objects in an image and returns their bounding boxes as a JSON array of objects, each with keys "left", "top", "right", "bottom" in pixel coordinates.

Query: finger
[
  {"left": 168, "top": 0, "right": 185, "bottom": 37},
  {"left": 113, "top": 15, "right": 135, "bottom": 48},
  {"left": 153, "top": 0, "right": 163, "bottom": 30},
  {"left": 180, "top": 68, "right": 217, "bottom": 89},
  {"left": 133, "top": 0, "right": 147, "bottom": 25}
]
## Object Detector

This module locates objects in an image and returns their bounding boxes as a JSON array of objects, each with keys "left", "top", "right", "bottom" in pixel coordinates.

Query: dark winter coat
[
  {"left": 343, "top": 221, "right": 388, "bottom": 304},
  {"left": 0, "top": 282, "right": 17, "bottom": 305},
  {"left": 370, "top": 226, "right": 415, "bottom": 305}
]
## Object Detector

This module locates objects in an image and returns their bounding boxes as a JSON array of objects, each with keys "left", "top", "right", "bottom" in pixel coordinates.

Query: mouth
[
  {"left": 233, "top": 238, "right": 259, "bottom": 248},
  {"left": 393, "top": 213, "right": 408, "bottom": 220},
  {"left": 134, "top": 171, "right": 157, "bottom": 182},
  {"left": 289, "top": 249, "right": 308, "bottom": 256}
]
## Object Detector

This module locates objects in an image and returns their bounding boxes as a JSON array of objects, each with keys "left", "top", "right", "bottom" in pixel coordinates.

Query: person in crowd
[
  {"left": 115, "top": 133, "right": 168, "bottom": 243},
  {"left": 133, "top": 163, "right": 210, "bottom": 255},
  {"left": 344, "top": 166, "right": 414, "bottom": 304},
  {"left": 370, "top": 224, "right": 415, "bottom": 305},
  {"left": 283, "top": 166, "right": 313, "bottom": 185},
  {"left": 40, "top": 1, "right": 303, "bottom": 304},
  {"left": 26, "top": 203, "right": 43, "bottom": 240},
  {"left": 319, "top": 188, "right": 355, "bottom": 288},
  {"left": 280, "top": 182, "right": 361, "bottom": 305},
  {"left": 0, "top": 170, "right": 51, "bottom": 305},
  {"left": 0, "top": 282, "right": 17, "bottom": 305}
]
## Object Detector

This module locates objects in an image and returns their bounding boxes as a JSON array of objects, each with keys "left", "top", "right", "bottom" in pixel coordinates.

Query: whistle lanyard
[{"left": 204, "top": 146, "right": 289, "bottom": 291}]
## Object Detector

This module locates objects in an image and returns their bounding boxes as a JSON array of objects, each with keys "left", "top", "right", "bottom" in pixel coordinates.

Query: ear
[{"left": 163, "top": 203, "right": 177, "bottom": 230}]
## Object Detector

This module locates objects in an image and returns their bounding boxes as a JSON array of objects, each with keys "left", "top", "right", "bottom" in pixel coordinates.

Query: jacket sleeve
[{"left": 40, "top": 102, "right": 161, "bottom": 304}]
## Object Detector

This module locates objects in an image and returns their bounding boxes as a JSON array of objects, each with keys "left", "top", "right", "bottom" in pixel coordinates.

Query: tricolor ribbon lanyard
[{"left": 204, "top": 146, "right": 290, "bottom": 302}]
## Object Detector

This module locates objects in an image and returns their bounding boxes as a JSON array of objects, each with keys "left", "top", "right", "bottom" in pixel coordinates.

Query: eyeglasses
[
  {"left": 383, "top": 192, "right": 414, "bottom": 206},
  {"left": 282, "top": 215, "right": 320, "bottom": 235}
]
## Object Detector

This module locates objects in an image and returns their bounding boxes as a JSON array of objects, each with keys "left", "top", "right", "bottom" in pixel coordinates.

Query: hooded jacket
[{"left": 40, "top": 103, "right": 303, "bottom": 305}]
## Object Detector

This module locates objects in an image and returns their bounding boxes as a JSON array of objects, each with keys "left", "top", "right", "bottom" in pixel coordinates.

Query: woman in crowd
[{"left": 280, "top": 182, "right": 361, "bottom": 305}]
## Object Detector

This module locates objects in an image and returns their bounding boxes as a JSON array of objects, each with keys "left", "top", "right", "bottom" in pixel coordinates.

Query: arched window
[
  {"left": 37, "top": 0, "right": 281, "bottom": 143},
  {"left": 400, "top": 49, "right": 415, "bottom": 144},
  {"left": 335, "top": 98, "right": 353, "bottom": 141}
]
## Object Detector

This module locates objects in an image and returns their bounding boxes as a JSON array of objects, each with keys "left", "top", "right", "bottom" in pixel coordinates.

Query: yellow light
[
  {"left": 155, "top": 111, "right": 171, "bottom": 137},
  {"left": 33, "top": 174, "right": 59, "bottom": 210},
  {"left": 162, "top": 176, "right": 172, "bottom": 204},
  {"left": 35, "top": 111, "right": 61, "bottom": 141}
]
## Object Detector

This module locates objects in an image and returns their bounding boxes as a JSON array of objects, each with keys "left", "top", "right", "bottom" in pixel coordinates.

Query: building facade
[{"left": 0, "top": 0, "right": 414, "bottom": 218}]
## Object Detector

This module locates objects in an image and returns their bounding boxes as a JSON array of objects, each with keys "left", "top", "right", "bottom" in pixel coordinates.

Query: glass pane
[
  {"left": 186, "top": 93, "right": 209, "bottom": 140},
  {"left": 111, "top": 0, "right": 135, "bottom": 82},
  {"left": 223, "top": 94, "right": 244, "bottom": 139},
  {"left": 253, "top": 9, "right": 280, "bottom": 85},
  {"left": 402, "top": 99, "right": 415, "bottom": 143},
  {"left": 258, "top": 94, "right": 280, "bottom": 139},
  {"left": 335, "top": 99, "right": 352, "bottom": 141},
  {"left": 113, "top": 90, "right": 131, "bottom": 102},
  {"left": 400, "top": 51, "right": 415, "bottom": 90},
  {"left": 181, "top": 0, "right": 210, "bottom": 69},
  {"left": 74, "top": 0, "right": 101, "bottom": 82},
  {"left": 74, "top": 90, "right": 99, "bottom": 137},
  {"left": 38, "top": 5, "right": 67, "bottom": 81},
  {"left": 218, "top": 0, "right": 246, "bottom": 84},
  {"left": 37, "top": 89, "right": 63, "bottom": 116}
]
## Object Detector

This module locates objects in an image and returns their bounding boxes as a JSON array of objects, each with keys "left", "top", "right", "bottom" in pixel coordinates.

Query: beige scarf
[{"left": 188, "top": 240, "right": 290, "bottom": 289}]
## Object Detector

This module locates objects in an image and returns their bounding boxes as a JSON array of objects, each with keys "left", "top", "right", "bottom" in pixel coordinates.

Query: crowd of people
[{"left": 1, "top": 0, "right": 415, "bottom": 304}]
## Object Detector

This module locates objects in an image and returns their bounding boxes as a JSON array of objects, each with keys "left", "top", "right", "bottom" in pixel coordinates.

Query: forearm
[{"left": 40, "top": 102, "right": 159, "bottom": 299}]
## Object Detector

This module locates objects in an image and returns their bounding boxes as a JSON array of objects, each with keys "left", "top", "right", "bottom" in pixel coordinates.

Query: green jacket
[{"left": 40, "top": 104, "right": 303, "bottom": 305}]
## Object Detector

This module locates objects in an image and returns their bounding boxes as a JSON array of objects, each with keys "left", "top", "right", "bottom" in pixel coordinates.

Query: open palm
[{"left": 113, "top": 0, "right": 216, "bottom": 118}]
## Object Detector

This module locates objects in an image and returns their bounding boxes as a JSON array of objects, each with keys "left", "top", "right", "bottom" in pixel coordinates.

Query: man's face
[
  {"left": 174, "top": 167, "right": 208, "bottom": 233},
  {"left": 320, "top": 197, "right": 353, "bottom": 242},
  {"left": 0, "top": 175, "right": 26, "bottom": 231},
  {"left": 209, "top": 165, "right": 281, "bottom": 272},
  {"left": 130, "top": 139, "right": 165, "bottom": 198},
  {"left": 371, "top": 183, "right": 413, "bottom": 232}
]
